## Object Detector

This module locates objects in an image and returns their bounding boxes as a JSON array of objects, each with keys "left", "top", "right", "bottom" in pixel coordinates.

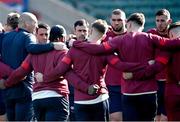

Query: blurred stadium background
[{"left": 0, "top": 0, "right": 179, "bottom": 33}]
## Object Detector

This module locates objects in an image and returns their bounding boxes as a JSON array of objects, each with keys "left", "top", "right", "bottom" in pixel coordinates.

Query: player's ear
[{"left": 168, "top": 19, "right": 172, "bottom": 24}]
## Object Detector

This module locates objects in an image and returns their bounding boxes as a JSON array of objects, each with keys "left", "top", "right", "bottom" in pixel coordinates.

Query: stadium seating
[{"left": 62, "top": 0, "right": 180, "bottom": 31}]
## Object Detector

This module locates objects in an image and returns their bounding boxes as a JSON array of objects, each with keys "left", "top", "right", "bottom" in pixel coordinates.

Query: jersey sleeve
[
  {"left": 149, "top": 34, "right": 180, "bottom": 50},
  {"left": 43, "top": 51, "right": 72, "bottom": 82},
  {"left": 25, "top": 33, "right": 54, "bottom": 54},
  {"left": 130, "top": 48, "right": 170, "bottom": 81},
  {"left": 73, "top": 40, "right": 114, "bottom": 55},
  {"left": 4, "top": 55, "right": 33, "bottom": 88},
  {"left": 106, "top": 54, "right": 146, "bottom": 72},
  {"left": 64, "top": 70, "right": 89, "bottom": 93},
  {"left": 0, "top": 61, "right": 13, "bottom": 78}
]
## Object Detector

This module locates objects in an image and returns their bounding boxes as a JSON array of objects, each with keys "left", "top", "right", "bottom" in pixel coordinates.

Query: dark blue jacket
[{"left": 0, "top": 28, "right": 54, "bottom": 99}]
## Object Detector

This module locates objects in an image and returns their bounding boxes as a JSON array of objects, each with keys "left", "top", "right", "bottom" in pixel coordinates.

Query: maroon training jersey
[
  {"left": 4, "top": 50, "right": 78, "bottom": 98},
  {"left": 165, "top": 51, "right": 180, "bottom": 96},
  {"left": 72, "top": 32, "right": 172, "bottom": 94},
  {"left": 0, "top": 61, "right": 13, "bottom": 78},
  {"left": 147, "top": 28, "right": 169, "bottom": 81},
  {"left": 103, "top": 30, "right": 127, "bottom": 86}
]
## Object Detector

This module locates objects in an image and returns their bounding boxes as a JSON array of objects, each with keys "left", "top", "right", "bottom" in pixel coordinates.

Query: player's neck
[
  {"left": 113, "top": 28, "right": 127, "bottom": 35},
  {"left": 89, "top": 34, "right": 102, "bottom": 44},
  {"left": 157, "top": 29, "right": 168, "bottom": 36},
  {"left": 128, "top": 27, "right": 143, "bottom": 33}
]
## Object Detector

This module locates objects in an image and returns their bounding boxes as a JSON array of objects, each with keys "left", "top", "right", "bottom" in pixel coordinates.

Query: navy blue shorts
[
  {"left": 33, "top": 97, "right": 69, "bottom": 121},
  {"left": 74, "top": 99, "right": 109, "bottom": 121},
  {"left": 122, "top": 93, "right": 157, "bottom": 121},
  {"left": 68, "top": 85, "right": 75, "bottom": 121},
  {"left": 0, "top": 90, "right": 6, "bottom": 115},
  {"left": 107, "top": 85, "right": 122, "bottom": 113}
]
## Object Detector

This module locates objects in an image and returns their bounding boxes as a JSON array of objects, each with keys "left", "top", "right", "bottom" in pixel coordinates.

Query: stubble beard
[
  {"left": 113, "top": 26, "right": 123, "bottom": 33},
  {"left": 157, "top": 25, "right": 168, "bottom": 33},
  {"left": 78, "top": 35, "right": 86, "bottom": 41}
]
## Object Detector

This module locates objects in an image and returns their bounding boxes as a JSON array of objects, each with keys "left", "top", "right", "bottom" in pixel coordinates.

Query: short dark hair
[
  {"left": 168, "top": 21, "right": 180, "bottom": 33},
  {"left": 74, "top": 19, "right": 89, "bottom": 29},
  {"left": 37, "top": 22, "right": 50, "bottom": 32},
  {"left": 156, "top": 9, "right": 170, "bottom": 19},
  {"left": 127, "top": 13, "right": 145, "bottom": 26},
  {"left": 91, "top": 19, "right": 108, "bottom": 34},
  {"left": 112, "top": 9, "right": 124, "bottom": 15},
  {"left": 49, "top": 25, "right": 66, "bottom": 42},
  {"left": 6, "top": 12, "right": 20, "bottom": 29},
  {"left": 111, "top": 9, "right": 126, "bottom": 20}
]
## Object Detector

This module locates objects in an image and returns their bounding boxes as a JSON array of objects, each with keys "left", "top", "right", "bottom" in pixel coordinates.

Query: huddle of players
[{"left": 0, "top": 8, "right": 180, "bottom": 121}]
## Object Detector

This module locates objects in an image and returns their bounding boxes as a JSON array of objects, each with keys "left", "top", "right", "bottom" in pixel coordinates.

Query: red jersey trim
[
  {"left": 159, "top": 38, "right": 166, "bottom": 46},
  {"left": 62, "top": 56, "right": 71, "bottom": 64},
  {"left": 21, "top": 61, "right": 30, "bottom": 70},
  {"left": 156, "top": 56, "right": 168, "bottom": 65},
  {"left": 110, "top": 57, "right": 119, "bottom": 65},
  {"left": 103, "top": 42, "right": 111, "bottom": 50}
]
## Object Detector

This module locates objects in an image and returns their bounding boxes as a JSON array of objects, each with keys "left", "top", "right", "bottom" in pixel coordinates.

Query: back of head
[
  {"left": 168, "top": 21, "right": 180, "bottom": 32},
  {"left": 127, "top": 13, "right": 145, "bottom": 27},
  {"left": 91, "top": 19, "right": 108, "bottom": 35},
  {"left": 168, "top": 21, "right": 180, "bottom": 39},
  {"left": 6, "top": 12, "right": 20, "bottom": 30},
  {"left": 156, "top": 9, "right": 170, "bottom": 19},
  {"left": 18, "top": 12, "right": 38, "bottom": 31},
  {"left": 49, "top": 25, "right": 66, "bottom": 42}
]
